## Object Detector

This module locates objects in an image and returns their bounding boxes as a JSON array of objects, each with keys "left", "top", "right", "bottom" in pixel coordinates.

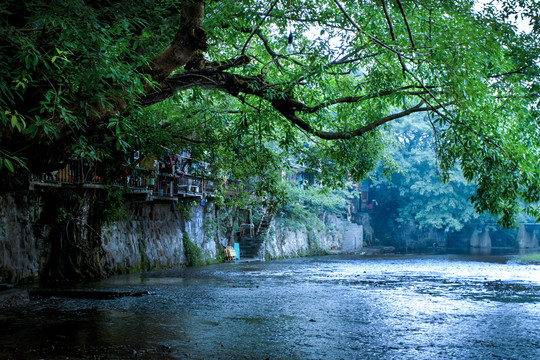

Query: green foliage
[
  {"left": 0, "top": 0, "right": 173, "bottom": 170},
  {"left": 1, "top": 0, "right": 539, "bottom": 227},
  {"left": 204, "top": 210, "right": 234, "bottom": 244},
  {"left": 177, "top": 200, "right": 197, "bottom": 221},
  {"left": 278, "top": 183, "right": 351, "bottom": 231},
  {"left": 372, "top": 115, "right": 487, "bottom": 232},
  {"left": 54, "top": 195, "right": 84, "bottom": 223},
  {"left": 182, "top": 232, "right": 208, "bottom": 267},
  {"left": 513, "top": 253, "right": 540, "bottom": 264},
  {"left": 214, "top": 244, "right": 226, "bottom": 264},
  {"left": 56, "top": 205, "right": 74, "bottom": 224},
  {"left": 96, "top": 187, "right": 128, "bottom": 225},
  {"left": 285, "top": 184, "right": 352, "bottom": 216},
  {"left": 276, "top": 182, "right": 352, "bottom": 240},
  {"left": 0, "top": 149, "right": 27, "bottom": 174},
  {"left": 372, "top": 114, "right": 536, "bottom": 234}
]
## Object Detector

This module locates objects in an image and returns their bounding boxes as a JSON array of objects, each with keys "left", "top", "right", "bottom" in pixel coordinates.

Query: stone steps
[
  {"left": 238, "top": 235, "right": 265, "bottom": 258},
  {"left": 238, "top": 214, "right": 274, "bottom": 259}
]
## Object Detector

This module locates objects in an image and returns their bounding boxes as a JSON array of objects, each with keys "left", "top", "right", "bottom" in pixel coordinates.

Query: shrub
[{"left": 183, "top": 232, "right": 206, "bottom": 266}]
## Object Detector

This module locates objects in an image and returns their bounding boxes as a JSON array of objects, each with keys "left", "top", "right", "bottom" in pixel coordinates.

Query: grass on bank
[{"left": 513, "top": 253, "right": 540, "bottom": 264}]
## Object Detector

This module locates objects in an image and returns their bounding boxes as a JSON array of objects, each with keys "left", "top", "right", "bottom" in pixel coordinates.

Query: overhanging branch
[
  {"left": 301, "top": 86, "right": 438, "bottom": 113},
  {"left": 273, "top": 100, "right": 447, "bottom": 140},
  {"left": 141, "top": 67, "right": 447, "bottom": 141}
]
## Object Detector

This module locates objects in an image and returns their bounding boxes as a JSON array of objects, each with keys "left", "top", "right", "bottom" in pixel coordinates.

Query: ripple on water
[{"left": 2, "top": 254, "right": 540, "bottom": 359}]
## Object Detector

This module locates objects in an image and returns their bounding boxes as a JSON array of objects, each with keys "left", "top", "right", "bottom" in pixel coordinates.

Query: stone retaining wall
[
  {"left": 1, "top": 191, "right": 350, "bottom": 283},
  {"left": 264, "top": 213, "right": 346, "bottom": 259}
]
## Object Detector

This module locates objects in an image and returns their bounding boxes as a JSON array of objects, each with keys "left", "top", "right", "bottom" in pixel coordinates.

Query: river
[{"left": 1, "top": 253, "right": 540, "bottom": 359}]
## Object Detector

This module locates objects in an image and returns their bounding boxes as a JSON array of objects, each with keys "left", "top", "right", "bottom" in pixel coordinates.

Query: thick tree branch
[
  {"left": 147, "top": 0, "right": 207, "bottom": 86},
  {"left": 68, "top": 0, "right": 208, "bottom": 126},
  {"left": 141, "top": 56, "right": 251, "bottom": 106},
  {"left": 395, "top": 0, "right": 415, "bottom": 48},
  {"left": 141, "top": 68, "right": 446, "bottom": 141},
  {"left": 273, "top": 101, "right": 447, "bottom": 140},
  {"left": 204, "top": 55, "right": 252, "bottom": 72}
]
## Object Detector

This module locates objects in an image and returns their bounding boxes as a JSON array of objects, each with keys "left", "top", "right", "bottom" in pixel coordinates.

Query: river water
[{"left": 2, "top": 253, "right": 540, "bottom": 359}]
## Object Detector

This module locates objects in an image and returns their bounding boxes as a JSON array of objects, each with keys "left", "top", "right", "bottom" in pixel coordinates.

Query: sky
[{"left": 474, "top": 0, "right": 534, "bottom": 33}]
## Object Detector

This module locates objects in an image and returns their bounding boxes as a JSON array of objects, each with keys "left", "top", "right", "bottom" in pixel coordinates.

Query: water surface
[{"left": 1, "top": 254, "right": 540, "bottom": 359}]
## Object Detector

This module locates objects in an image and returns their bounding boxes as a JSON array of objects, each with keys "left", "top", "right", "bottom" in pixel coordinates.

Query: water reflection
[
  {"left": 469, "top": 247, "right": 493, "bottom": 255},
  {"left": 1, "top": 254, "right": 540, "bottom": 359}
]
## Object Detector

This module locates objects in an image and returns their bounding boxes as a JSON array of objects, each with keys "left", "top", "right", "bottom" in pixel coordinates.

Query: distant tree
[
  {"left": 1, "top": 0, "right": 539, "bottom": 225},
  {"left": 371, "top": 115, "right": 487, "bottom": 233}
]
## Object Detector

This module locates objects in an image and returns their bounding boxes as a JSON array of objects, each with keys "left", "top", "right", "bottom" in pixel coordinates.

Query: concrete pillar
[
  {"left": 470, "top": 229, "right": 491, "bottom": 249},
  {"left": 518, "top": 225, "right": 539, "bottom": 249},
  {"left": 342, "top": 223, "right": 363, "bottom": 251}
]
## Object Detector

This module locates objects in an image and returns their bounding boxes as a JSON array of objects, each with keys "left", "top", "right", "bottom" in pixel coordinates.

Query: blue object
[{"left": 234, "top": 243, "right": 240, "bottom": 260}]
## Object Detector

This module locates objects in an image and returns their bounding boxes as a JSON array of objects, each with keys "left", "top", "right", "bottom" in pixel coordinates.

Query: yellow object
[
  {"left": 139, "top": 155, "right": 158, "bottom": 170},
  {"left": 224, "top": 246, "right": 237, "bottom": 261}
]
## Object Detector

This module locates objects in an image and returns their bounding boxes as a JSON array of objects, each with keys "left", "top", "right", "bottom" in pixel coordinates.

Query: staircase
[
  {"left": 256, "top": 214, "right": 273, "bottom": 235},
  {"left": 237, "top": 234, "right": 266, "bottom": 259},
  {"left": 237, "top": 214, "right": 274, "bottom": 259}
]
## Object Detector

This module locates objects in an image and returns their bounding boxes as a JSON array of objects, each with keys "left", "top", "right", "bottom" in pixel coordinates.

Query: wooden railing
[{"left": 29, "top": 159, "right": 219, "bottom": 201}]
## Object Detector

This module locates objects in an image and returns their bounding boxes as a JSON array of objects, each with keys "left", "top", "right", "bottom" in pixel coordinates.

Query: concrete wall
[
  {"left": 342, "top": 222, "right": 363, "bottom": 251},
  {"left": 0, "top": 192, "right": 46, "bottom": 282},
  {"left": 100, "top": 201, "right": 227, "bottom": 273},
  {"left": 264, "top": 213, "right": 346, "bottom": 259},
  {"left": 100, "top": 203, "right": 185, "bottom": 273},
  {"left": 0, "top": 191, "right": 351, "bottom": 283},
  {"left": 0, "top": 190, "right": 226, "bottom": 283}
]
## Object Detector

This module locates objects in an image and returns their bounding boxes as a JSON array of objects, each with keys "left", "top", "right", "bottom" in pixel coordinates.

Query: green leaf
[{"left": 4, "top": 158, "right": 14, "bottom": 172}]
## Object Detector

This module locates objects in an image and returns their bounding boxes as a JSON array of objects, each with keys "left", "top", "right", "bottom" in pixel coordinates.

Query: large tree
[
  {"left": 371, "top": 115, "right": 482, "bottom": 233},
  {"left": 1, "top": 0, "right": 539, "bottom": 226}
]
